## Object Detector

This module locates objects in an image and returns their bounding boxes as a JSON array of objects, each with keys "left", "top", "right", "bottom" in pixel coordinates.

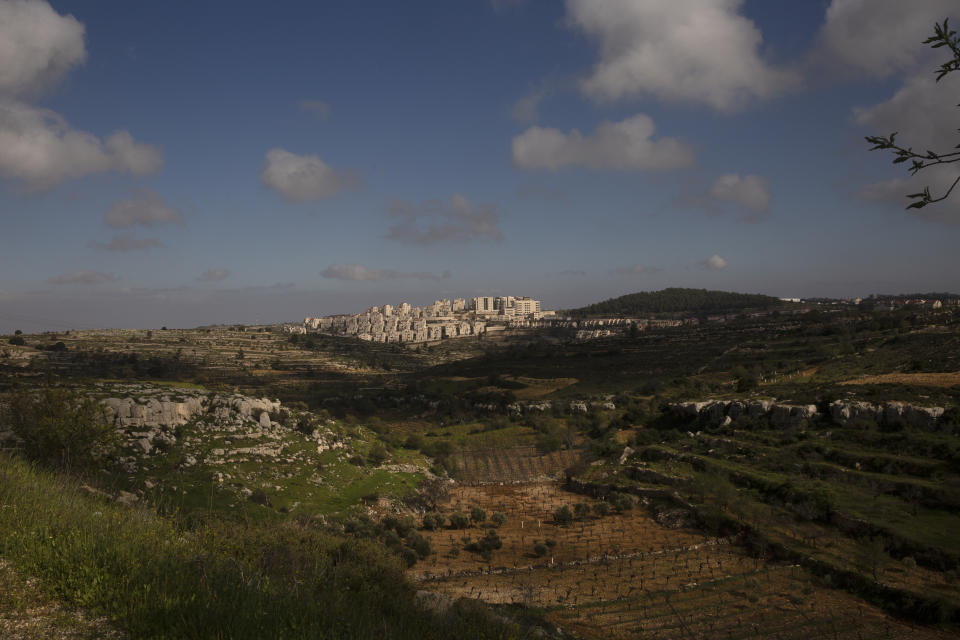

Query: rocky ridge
[{"left": 671, "top": 398, "right": 950, "bottom": 430}]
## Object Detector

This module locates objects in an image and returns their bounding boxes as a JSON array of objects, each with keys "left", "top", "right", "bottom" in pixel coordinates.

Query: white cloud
[
  {"left": 320, "top": 264, "right": 450, "bottom": 281},
  {"left": 298, "top": 99, "right": 331, "bottom": 119},
  {"left": 197, "top": 268, "right": 230, "bottom": 282},
  {"left": 88, "top": 232, "right": 164, "bottom": 251},
  {"left": 0, "top": 0, "right": 86, "bottom": 97},
  {"left": 47, "top": 270, "right": 118, "bottom": 285},
  {"left": 103, "top": 189, "right": 184, "bottom": 228},
  {"left": 0, "top": 101, "right": 163, "bottom": 190},
  {"left": 512, "top": 114, "right": 694, "bottom": 170},
  {"left": 614, "top": 264, "right": 660, "bottom": 275},
  {"left": 854, "top": 75, "right": 956, "bottom": 154},
  {"left": 511, "top": 90, "right": 545, "bottom": 124},
  {"left": 566, "top": 0, "right": 798, "bottom": 111},
  {"left": 260, "top": 148, "right": 359, "bottom": 202},
  {"left": 701, "top": 255, "right": 729, "bottom": 271},
  {"left": 387, "top": 193, "right": 503, "bottom": 245},
  {"left": 855, "top": 73, "right": 960, "bottom": 222},
  {"left": 708, "top": 174, "right": 771, "bottom": 219},
  {"left": 814, "top": 0, "right": 955, "bottom": 77}
]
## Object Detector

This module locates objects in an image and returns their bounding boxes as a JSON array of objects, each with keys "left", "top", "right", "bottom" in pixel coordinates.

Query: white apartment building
[
  {"left": 514, "top": 297, "right": 541, "bottom": 315},
  {"left": 471, "top": 296, "right": 496, "bottom": 314}
]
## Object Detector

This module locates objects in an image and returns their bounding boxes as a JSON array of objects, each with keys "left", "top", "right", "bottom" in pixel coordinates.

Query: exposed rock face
[
  {"left": 569, "top": 401, "right": 588, "bottom": 414},
  {"left": 672, "top": 398, "right": 949, "bottom": 431},
  {"left": 828, "top": 400, "right": 945, "bottom": 430},
  {"left": 104, "top": 395, "right": 205, "bottom": 429},
  {"left": 96, "top": 388, "right": 291, "bottom": 462}
]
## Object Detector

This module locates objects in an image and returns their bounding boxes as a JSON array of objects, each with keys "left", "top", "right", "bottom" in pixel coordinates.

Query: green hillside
[{"left": 567, "top": 287, "right": 783, "bottom": 317}]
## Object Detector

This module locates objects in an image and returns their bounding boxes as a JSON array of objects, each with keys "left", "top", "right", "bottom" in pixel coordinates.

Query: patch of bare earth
[
  {"left": 839, "top": 372, "right": 960, "bottom": 388},
  {"left": 0, "top": 559, "right": 123, "bottom": 640}
]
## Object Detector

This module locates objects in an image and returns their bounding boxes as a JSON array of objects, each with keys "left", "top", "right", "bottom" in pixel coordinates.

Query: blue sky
[{"left": 0, "top": 0, "right": 957, "bottom": 331}]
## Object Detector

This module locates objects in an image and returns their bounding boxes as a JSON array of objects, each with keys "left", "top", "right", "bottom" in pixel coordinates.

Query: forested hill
[{"left": 567, "top": 288, "right": 783, "bottom": 317}]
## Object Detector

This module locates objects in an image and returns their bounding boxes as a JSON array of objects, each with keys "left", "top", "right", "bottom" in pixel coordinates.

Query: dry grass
[
  {"left": 0, "top": 559, "right": 123, "bottom": 640},
  {"left": 508, "top": 376, "right": 578, "bottom": 399},
  {"left": 838, "top": 371, "right": 960, "bottom": 388}
]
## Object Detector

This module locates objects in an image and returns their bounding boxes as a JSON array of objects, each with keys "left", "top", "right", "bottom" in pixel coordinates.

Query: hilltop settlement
[{"left": 295, "top": 295, "right": 552, "bottom": 344}]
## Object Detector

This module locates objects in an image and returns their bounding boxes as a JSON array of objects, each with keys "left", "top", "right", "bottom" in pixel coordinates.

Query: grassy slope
[{"left": 0, "top": 454, "right": 523, "bottom": 640}]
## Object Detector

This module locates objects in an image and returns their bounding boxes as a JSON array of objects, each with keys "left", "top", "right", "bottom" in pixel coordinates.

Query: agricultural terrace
[{"left": 411, "top": 484, "right": 954, "bottom": 639}]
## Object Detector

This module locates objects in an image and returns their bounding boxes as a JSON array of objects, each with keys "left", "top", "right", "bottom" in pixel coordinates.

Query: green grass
[{"left": 0, "top": 454, "right": 526, "bottom": 639}]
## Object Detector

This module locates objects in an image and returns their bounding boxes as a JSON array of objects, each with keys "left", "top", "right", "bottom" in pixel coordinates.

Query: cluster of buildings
[{"left": 296, "top": 295, "right": 550, "bottom": 344}]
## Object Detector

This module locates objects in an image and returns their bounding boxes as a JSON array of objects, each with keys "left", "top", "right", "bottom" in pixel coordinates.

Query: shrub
[
  {"left": 367, "top": 444, "right": 389, "bottom": 466},
  {"left": 422, "top": 513, "right": 445, "bottom": 531},
  {"left": 610, "top": 492, "right": 634, "bottom": 513},
  {"left": 449, "top": 512, "right": 469, "bottom": 529},
  {"left": 295, "top": 414, "right": 315, "bottom": 435},
  {"left": 403, "top": 433, "right": 425, "bottom": 450},
  {"left": 248, "top": 489, "right": 271, "bottom": 506},
  {"left": 490, "top": 512, "right": 506, "bottom": 528},
  {"left": 8, "top": 335, "right": 25, "bottom": 346},
  {"left": 574, "top": 502, "right": 592, "bottom": 519},
  {"left": 533, "top": 542, "right": 548, "bottom": 557},
  {"left": 553, "top": 505, "right": 573, "bottom": 525},
  {"left": 406, "top": 533, "right": 432, "bottom": 559},
  {"left": 400, "top": 548, "right": 418, "bottom": 568},
  {"left": 593, "top": 502, "right": 612, "bottom": 517},
  {"left": 470, "top": 507, "right": 487, "bottom": 526},
  {"left": 3, "top": 387, "right": 119, "bottom": 471},
  {"left": 394, "top": 516, "right": 416, "bottom": 538}
]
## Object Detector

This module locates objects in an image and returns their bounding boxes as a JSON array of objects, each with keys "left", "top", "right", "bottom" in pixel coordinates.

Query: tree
[
  {"left": 490, "top": 511, "right": 507, "bottom": 528},
  {"left": 469, "top": 507, "right": 487, "bottom": 526},
  {"left": 449, "top": 512, "right": 469, "bottom": 529},
  {"left": 553, "top": 505, "right": 573, "bottom": 525},
  {"left": 857, "top": 535, "right": 888, "bottom": 583},
  {"left": 866, "top": 19, "right": 960, "bottom": 210}
]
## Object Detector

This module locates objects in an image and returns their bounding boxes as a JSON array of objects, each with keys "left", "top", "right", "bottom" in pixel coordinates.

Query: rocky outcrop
[
  {"left": 104, "top": 395, "right": 206, "bottom": 429},
  {"left": 829, "top": 400, "right": 945, "bottom": 430},
  {"left": 672, "top": 398, "right": 949, "bottom": 431}
]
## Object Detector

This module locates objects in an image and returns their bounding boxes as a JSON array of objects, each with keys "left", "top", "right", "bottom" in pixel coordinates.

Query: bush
[
  {"left": 403, "top": 433, "right": 425, "bottom": 450},
  {"left": 421, "top": 512, "right": 445, "bottom": 531},
  {"left": 400, "top": 547, "right": 418, "bottom": 568},
  {"left": 295, "top": 415, "right": 315, "bottom": 435},
  {"left": 610, "top": 492, "right": 634, "bottom": 513},
  {"left": 248, "top": 489, "right": 271, "bottom": 506},
  {"left": 3, "top": 387, "right": 119, "bottom": 471},
  {"left": 406, "top": 533, "right": 432, "bottom": 559},
  {"left": 470, "top": 507, "right": 487, "bottom": 526},
  {"left": 367, "top": 444, "right": 389, "bottom": 466},
  {"left": 466, "top": 530, "right": 502, "bottom": 556},
  {"left": 574, "top": 502, "right": 592, "bottom": 519},
  {"left": 593, "top": 501, "right": 612, "bottom": 517},
  {"left": 8, "top": 335, "right": 25, "bottom": 346},
  {"left": 490, "top": 512, "right": 506, "bottom": 528},
  {"left": 553, "top": 505, "right": 573, "bottom": 525},
  {"left": 449, "top": 512, "right": 469, "bottom": 529},
  {"left": 533, "top": 542, "right": 548, "bottom": 557}
]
